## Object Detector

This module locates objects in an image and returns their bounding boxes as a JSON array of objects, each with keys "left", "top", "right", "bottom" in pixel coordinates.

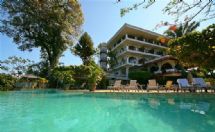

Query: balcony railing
[
  {"left": 116, "top": 47, "right": 164, "bottom": 57},
  {"left": 110, "top": 61, "right": 142, "bottom": 69},
  {"left": 153, "top": 68, "right": 180, "bottom": 74},
  {"left": 111, "top": 34, "right": 167, "bottom": 50}
]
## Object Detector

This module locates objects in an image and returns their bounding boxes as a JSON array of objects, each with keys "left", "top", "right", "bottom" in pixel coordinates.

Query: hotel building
[{"left": 99, "top": 24, "right": 180, "bottom": 80}]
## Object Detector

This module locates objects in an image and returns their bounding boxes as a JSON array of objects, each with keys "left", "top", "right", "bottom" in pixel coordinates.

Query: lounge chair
[
  {"left": 108, "top": 80, "right": 122, "bottom": 91},
  {"left": 163, "top": 80, "right": 175, "bottom": 92},
  {"left": 124, "top": 80, "right": 139, "bottom": 92},
  {"left": 206, "top": 82, "right": 215, "bottom": 92},
  {"left": 177, "top": 79, "right": 193, "bottom": 92},
  {"left": 147, "top": 79, "right": 159, "bottom": 92},
  {"left": 193, "top": 78, "right": 208, "bottom": 92}
]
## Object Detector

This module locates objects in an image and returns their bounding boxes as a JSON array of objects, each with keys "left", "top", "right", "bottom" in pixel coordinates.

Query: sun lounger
[
  {"left": 124, "top": 80, "right": 139, "bottom": 92},
  {"left": 193, "top": 78, "right": 208, "bottom": 92},
  {"left": 147, "top": 79, "right": 159, "bottom": 92},
  {"left": 177, "top": 79, "right": 193, "bottom": 92},
  {"left": 163, "top": 80, "right": 175, "bottom": 92},
  {"left": 108, "top": 80, "right": 122, "bottom": 91}
]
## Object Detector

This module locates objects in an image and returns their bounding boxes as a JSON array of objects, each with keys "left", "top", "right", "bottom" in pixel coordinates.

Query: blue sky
[{"left": 0, "top": 0, "right": 214, "bottom": 65}]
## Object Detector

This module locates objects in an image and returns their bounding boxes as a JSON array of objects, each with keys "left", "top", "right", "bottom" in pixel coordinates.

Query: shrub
[
  {"left": 129, "top": 71, "right": 153, "bottom": 84},
  {"left": 0, "top": 74, "right": 17, "bottom": 91},
  {"left": 155, "top": 76, "right": 179, "bottom": 85},
  {"left": 49, "top": 67, "right": 74, "bottom": 89},
  {"left": 96, "top": 76, "right": 108, "bottom": 89}
]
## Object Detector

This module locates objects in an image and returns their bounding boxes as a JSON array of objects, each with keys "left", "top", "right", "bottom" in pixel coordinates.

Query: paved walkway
[{"left": 93, "top": 89, "right": 215, "bottom": 94}]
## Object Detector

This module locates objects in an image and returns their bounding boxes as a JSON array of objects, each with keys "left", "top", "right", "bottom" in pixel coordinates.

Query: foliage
[
  {"left": 164, "top": 21, "right": 200, "bottom": 38},
  {"left": 107, "top": 51, "right": 118, "bottom": 68},
  {"left": 168, "top": 24, "right": 215, "bottom": 78},
  {"left": 129, "top": 70, "right": 153, "bottom": 84},
  {"left": 155, "top": 76, "right": 179, "bottom": 85},
  {"left": 49, "top": 67, "right": 74, "bottom": 89},
  {"left": 87, "top": 61, "right": 104, "bottom": 87},
  {"left": 48, "top": 62, "right": 104, "bottom": 90},
  {"left": 0, "top": 56, "right": 34, "bottom": 77},
  {"left": 27, "top": 61, "right": 48, "bottom": 77},
  {"left": 204, "top": 78, "right": 215, "bottom": 85},
  {"left": 0, "top": 0, "right": 84, "bottom": 72},
  {"left": 73, "top": 32, "right": 96, "bottom": 65},
  {"left": 96, "top": 76, "right": 108, "bottom": 89},
  {"left": 0, "top": 74, "right": 17, "bottom": 91},
  {"left": 120, "top": 0, "right": 215, "bottom": 22}
]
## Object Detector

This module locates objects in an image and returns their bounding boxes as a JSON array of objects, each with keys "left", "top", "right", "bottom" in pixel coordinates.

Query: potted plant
[
  {"left": 88, "top": 75, "right": 97, "bottom": 91},
  {"left": 87, "top": 61, "right": 104, "bottom": 91}
]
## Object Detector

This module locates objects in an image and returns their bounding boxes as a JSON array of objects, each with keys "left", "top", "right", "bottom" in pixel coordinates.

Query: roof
[
  {"left": 144, "top": 55, "right": 178, "bottom": 65},
  {"left": 107, "top": 23, "right": 169, "bottom": 46},
  {"left": 21, "top": 74, "right": 39, "bottom": 79}
]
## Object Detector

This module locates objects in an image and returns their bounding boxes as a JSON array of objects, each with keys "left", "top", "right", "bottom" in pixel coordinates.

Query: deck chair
[
  {"left": 177, "top": 79, "right": 193, "bottom": 92},
  {"left": 125, "top": 80, "right": 138, "bottom": 92},
  {"left": 108, "top": 80, "right": 122, "bottom": 91},
  {"left": 193, "top": 78, "right": 208, "bottom": 92},
  {"left": 147, "top": 79, "right": 159, "bottom": 92},
  {"left": 164, "top": 80, "right": 175, "bottom": 92},
  {"left": 206, "top": 82, "right": 215, "bottom": 92}
]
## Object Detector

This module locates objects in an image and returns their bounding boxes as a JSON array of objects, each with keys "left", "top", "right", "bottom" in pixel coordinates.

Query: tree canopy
[
  {"left": 164, "top": 21, "right": 200, "bottom": 38},
  {"left": 0, "top": 56, "right": 34, "bottom": 77},
  {"left": 120, "top": 0, "right": 215, "bottom": 22},
  {"left": 0, "top": 0, "right": 84, "bottom": 74},
  {"left": 73, "top": 32, "right": 96, "bottom": 65},
  {"left": 168, "top": 24, "right": 215, "bottom": 77}
]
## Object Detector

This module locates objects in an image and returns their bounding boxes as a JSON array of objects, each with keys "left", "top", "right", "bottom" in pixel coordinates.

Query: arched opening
[
  {"left": 150, "top": 65, "right": 159, "bottom": 73},
  {"left": 128, "top": 57, "right": 137, "bottom": 64},
  {"left": 161, "top": 63, "right": 172, "bottom": 73}
]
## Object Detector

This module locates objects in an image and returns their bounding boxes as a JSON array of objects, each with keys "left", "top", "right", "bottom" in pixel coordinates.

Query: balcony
[
  {"left": 110, "top": 58, "right": 142, "bottom": 70},
  {"left": 116, "top": 46, "right": 163, "bottom": 58},
  {"left": 111, "top": 34, "right": 167, "bottom": 51},
  {"left": 106, "top": 73, "right": 128, "bottom": 80}
]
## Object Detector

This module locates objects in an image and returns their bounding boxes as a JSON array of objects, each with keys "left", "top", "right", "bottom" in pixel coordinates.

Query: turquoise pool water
[{"left": 0, "top": 90, "right": 215, "bottom": 132}]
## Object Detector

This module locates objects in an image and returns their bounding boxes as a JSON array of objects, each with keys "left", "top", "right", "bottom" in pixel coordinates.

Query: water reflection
[
  {"left": 179, "top": 102, "right": 210, "bottom": 115},
  {"left": 148, "top": 98, "right": 160, "bottom": 109}
]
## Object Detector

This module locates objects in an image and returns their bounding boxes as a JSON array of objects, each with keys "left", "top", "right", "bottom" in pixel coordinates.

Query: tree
[
  {"left": 120, "top": 0, "right": 215, "bottom": 22},
  {"left": 0, "top": 56, "right": 34, "bottom": 77},
  {"left": 0, "top": 0, "right": 84, "bottom": 74},
  {"left": 73, "top": 32, "right": 96, "bottom": 65},
  {"left": 168, "top": 24, "right": 215, "bottom": 78},
  {"left": 164, "top": 21, "right": 200, "bottom": 38},
  {"left": 107, "top": 51, "right": 118, "bottom": 68}
]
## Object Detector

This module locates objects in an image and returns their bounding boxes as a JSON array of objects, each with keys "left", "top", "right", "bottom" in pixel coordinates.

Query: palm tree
[{"left": 164, "top": 21, "right": 200, "bottom": 38}]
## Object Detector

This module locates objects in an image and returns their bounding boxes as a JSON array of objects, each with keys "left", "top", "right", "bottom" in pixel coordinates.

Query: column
[
  {"left": 158, "top": 63, "right": 162, "bottom": 72},
  {"left": 126, "top": 57, "right": 129, "bottom": 64},
  {"left": 126, "top": 66, "right": 129, "bottom": 78},
  {"left": 125, "top": 34, "right": 128, "bottom": 39}
]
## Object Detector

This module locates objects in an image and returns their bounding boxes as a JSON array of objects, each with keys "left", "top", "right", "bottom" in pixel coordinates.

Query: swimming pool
[{"left": 0, "top": 90, "right": 215, "bottom": 132}]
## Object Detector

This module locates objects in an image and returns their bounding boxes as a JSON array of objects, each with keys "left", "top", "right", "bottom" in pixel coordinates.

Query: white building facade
[{"left": 99, "top": 24, "right": 179, "bottom": 80}]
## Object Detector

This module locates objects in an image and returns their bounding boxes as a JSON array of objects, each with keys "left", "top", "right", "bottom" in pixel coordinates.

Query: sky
[{"left": 0, "top": 0, "right": 214, "bottom": 66}]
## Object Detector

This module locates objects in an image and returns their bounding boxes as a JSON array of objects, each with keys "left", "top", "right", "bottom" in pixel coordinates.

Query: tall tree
[
  {"left": 0, "top": 0, "right": 84, "bottom": 75},
  {"left": 164, "top": 21, "right": 200, "bottom": 38},
  {"left": 73, "top": 32, "right": 96, "bottom": 65}
]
